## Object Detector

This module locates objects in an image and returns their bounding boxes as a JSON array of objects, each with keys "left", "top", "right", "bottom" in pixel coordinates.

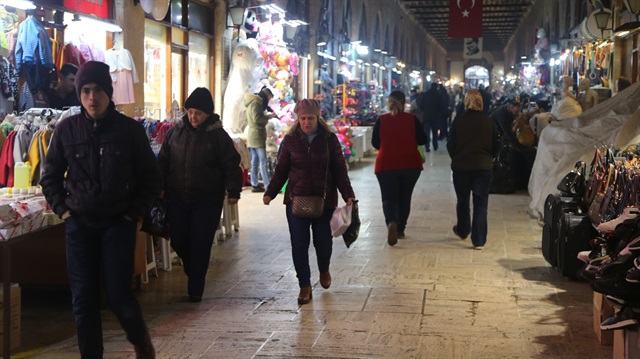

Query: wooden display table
[{"left": 0, "top": 223, "right": 147, "bottom": 358}]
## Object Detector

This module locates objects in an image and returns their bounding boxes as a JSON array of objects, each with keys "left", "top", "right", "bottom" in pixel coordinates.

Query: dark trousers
[
  {"left": 168, "top": 198, "right": 224, "bottom": 297},
  {"left": 423, "top": 121, "right": 439, "bottom": 150},
  {"left": 285, "top": 205, "right": 333, "bottom": 288},
  {"left": 376, "top": 169, "right": 421, "bottom": 234},
  {"left": 65, "top": 216, "right": 147, "bottom": 359},
  {"left": 439, "top": 112, "right": 450, "bottom": 139},
  {"left": 452, "top": 169, "right": 492, "bottom": 247}
]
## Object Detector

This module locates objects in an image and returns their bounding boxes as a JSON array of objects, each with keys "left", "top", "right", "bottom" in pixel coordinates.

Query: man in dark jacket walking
[
  {"left": 158, "top": 87, "right": 242, "bottom": 303},
  {"left": 41, "top": 61, "right": 161, "bottom": 359},
  {"left": 418, "top": 82, "right": 444, "bottom": 151}
]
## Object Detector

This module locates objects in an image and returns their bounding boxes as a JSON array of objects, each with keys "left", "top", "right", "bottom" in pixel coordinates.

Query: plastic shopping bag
[{"left": 330, "top": 203, "right": 352, "bottom": 237}]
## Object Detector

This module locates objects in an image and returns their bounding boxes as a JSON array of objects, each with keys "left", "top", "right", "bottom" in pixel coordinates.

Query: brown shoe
[
  {"left": 320, "top": 271, "right": 331, "bottom": 289},
  {"left": 134, "top": 328, "right": 155, "bottom": 359},
  {"left": 297, "top": 287, "right": 312, "bottom": 305}
]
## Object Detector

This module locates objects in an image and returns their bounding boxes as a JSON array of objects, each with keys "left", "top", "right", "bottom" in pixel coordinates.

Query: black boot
[{"left": 134, "top": 329, "right": 155, "bottom": 359}]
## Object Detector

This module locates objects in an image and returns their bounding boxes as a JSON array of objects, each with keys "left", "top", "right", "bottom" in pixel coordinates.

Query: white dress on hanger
[{"left": 104, "top": 48, "right": 139, "bottom": 105}]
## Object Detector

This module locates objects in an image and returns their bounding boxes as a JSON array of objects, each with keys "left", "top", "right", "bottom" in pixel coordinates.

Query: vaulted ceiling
[{"left": 399, "top": 0, "right": 536, "bottom": 54}]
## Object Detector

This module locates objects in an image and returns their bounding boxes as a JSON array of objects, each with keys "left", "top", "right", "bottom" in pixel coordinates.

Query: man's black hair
[{"left": 60, "top": 63, "right": 79, "bottom": 76}]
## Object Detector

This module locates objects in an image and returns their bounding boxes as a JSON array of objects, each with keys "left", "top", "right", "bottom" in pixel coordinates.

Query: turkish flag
[{"left": 448, "top": 0, "right": 483, "bottom": 38}]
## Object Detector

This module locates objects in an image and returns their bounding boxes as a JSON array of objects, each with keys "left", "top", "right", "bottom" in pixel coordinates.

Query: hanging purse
[
  {"left": 291, "top": 140, "right": 329, "bottom": 219},
  {"left": 588, "top": 164, "right": 614, "bottom": 224}
]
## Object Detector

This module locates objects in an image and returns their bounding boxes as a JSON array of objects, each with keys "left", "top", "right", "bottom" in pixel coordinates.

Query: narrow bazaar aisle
[{"left": 20, "top": 147, "right": 612, "bottom": 359}]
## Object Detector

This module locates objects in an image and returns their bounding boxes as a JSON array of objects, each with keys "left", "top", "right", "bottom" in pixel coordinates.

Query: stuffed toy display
[{"left": 222, "top": 38, "right": 264, "bottom": 135}]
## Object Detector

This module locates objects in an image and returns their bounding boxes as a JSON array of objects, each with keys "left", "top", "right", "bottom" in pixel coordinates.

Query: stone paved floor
[{"left": 14, "top": 147, "right": 613, "bottom": 358}]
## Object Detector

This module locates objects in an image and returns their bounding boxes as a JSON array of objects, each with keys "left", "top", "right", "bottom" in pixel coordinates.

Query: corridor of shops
[{"left": 11, "top": 149, "right": 612, "bottom": 358}]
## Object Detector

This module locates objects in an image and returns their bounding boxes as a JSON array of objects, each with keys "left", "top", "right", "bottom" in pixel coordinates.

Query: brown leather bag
[
  {"left": 290, "top": 140, "right": 329, "bottom": 219},
  {"left": 291, "top": 196, "right": 325, "bottom": 218}
]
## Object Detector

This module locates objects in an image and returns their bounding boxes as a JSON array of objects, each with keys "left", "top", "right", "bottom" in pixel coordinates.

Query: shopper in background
[
  {"left": 447, "top": 90, "right": 501, "bottom": 250},
  {"left": 263, "top": 99, "right": 355, "bottom": 305},
  {"left": 529, "top": 99, "right": 554, "bottom": 142},
  {"left": 158, "top": 87, "right": 242, "bottom": 303},
  {"left": 373, "top": 90, "right": 427, "bottom": 246},
  {"left": 47, "top": 63, "right": 80, "bottom": 110},
  {"left": 438, "top": 83, "right": 451, "bottom": 140},
  {"left": 417, "top": 82, "right": 444, "bottom": 151},
  {"left": 490, "top": 99, "right": 522, "bottom": 145},
  {"left": 41, "top": 61, "right": 160, "bottom": 358},
  {"left": 245, "top": 86, "right": 275, "bottom": 192},
  {"left": 478, "top": 84, "right": 493, "bottom": 116}
]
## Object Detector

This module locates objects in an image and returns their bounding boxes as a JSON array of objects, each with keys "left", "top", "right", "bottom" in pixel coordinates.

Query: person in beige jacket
[{"left": 244, "top": 86, "right": 274, "bottom": 192}]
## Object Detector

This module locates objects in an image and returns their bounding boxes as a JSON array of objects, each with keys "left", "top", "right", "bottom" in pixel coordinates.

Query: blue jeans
[
  {"left": 285, "top": 205, "right": 333, "bottom": 288},
  {"left": 250, "top": 147, "right": 270, "bottom": 188},
  {"left": 168, "top": 198, "right": 223, "bottom": 297},
  {"left": 65, "top": 216, "right": 148, "bottom": 358},
  {"left": 452, "top": 169, "right": 492, "bottom": 247},
  {"left": 423, "top": 121, "right": 439, "bottom": 150},
  {"left": 375, "top": 169, "right": 421, "bottom": 234}
]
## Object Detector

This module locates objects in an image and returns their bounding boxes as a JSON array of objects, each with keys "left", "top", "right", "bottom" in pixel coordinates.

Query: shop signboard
[{"left": 63, "top": 0, "right": 110, "bottom": 19}]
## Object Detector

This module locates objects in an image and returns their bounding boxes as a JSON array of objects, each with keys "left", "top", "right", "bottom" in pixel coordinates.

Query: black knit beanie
[
  {"left": 75, "top": 61, "right": 113, "bottom": 99},
  {"left": 185, "top": 87, "right": 214, "bottom": 114}
]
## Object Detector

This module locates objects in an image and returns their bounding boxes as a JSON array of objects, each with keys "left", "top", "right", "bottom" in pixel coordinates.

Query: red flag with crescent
[{"left": 448, "top": 0, "right": 483, "bottom": 38}]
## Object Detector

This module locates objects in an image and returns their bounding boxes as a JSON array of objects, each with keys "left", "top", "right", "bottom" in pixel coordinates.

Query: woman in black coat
[{"left": 158, "top": 87, "right": 243, "bottom": 302}]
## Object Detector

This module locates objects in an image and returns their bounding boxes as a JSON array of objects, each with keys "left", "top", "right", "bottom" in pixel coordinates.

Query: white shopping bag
[{"left": 330, "top": 204, "right": 352, "bottom": 237}]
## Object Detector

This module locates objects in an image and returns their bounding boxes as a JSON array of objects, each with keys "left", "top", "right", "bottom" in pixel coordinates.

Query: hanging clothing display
[
  {"left": 15, "top": 15, "right": 54, "bottom": 110},
  {"left": 57, "top": 42, "right": 86, "bottom": 70},
  {"left": 104, "top": 48, "right": 139, "bottom": 105}
]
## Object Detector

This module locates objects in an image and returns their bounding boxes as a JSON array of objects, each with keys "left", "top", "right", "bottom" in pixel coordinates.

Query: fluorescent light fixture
[
  {"left": 380, "top": 66, "right": 386, "bottom": 70},
  {"left": 356, "top": 59, "right": 363, "bottom": 63},
  {"left": 317, "top": 41, "right": 327, "bottom": 46},
  {"left": 381, "top": 51, "right": 388, "bottom": 54},
  {"left": 356, "top": 45, "right": 369, "bottom": 55},
  {"left": 520, "top": 55, "right": 527, "bottom": 59},
  {"left": 260, "top": 4, "right": 286, "bottom": 16},
  {"left": 364, "top": 62, "right": 371, "bottom": 66},
  {"left": 65, "top": 14, "right": 123, "bottom": 32},
  {"left": 317, "top": 52, "right": 336, "bottom": 60},
  {"left": 0, "top": 0, "right": 35, "bottom": 9},
  {"left": 286, "top": 20, "right": 308, "bottom": 27},
  {"left": 373, "top": 63, "right": 380, "bottom": 67},
  {"left": 340, "top": 57, "right": 349, "bottom": 62},
  {"left": 348, "top": 61, "right": 356, "bottom": 66},
  {"left": 374, "top": 48, "right": 382, "bottom": 52}
]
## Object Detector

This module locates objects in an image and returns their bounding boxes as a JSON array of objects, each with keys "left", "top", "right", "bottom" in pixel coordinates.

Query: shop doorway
[{"left": 465, "top": 65, "right": 490, "bottom": 89}]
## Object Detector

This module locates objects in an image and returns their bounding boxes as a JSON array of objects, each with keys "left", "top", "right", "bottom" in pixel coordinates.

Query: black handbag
[
  {"left": 342, "top": 200, "right": 360, "bottom": 248},
  {"left": 141, "top": 198, "right": 169, "bottom": 237},
  {"left": 557, "top": 161, "right": 586, "bottom": 197}
]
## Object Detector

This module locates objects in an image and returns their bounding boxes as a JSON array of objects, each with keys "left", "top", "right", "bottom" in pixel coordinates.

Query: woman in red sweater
[{"left": 372, "top": 91, "right": 428, "bottom": 246}]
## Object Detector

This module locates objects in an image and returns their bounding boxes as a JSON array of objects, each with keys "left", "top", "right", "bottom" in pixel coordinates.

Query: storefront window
[
  {"left": 144, "top": 20, "right": 168, "bottom": 117},
  {"left": 171, "top": 51, "right": 184, "bottom": 112},
  {"left": 188, "top": 33, "right": 210, "bottom": 95}
]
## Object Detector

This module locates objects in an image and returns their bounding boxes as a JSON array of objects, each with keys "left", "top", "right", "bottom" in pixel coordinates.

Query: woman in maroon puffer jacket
[{"left": 263, "top": 99, "right": 356, "bottom": 305}]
